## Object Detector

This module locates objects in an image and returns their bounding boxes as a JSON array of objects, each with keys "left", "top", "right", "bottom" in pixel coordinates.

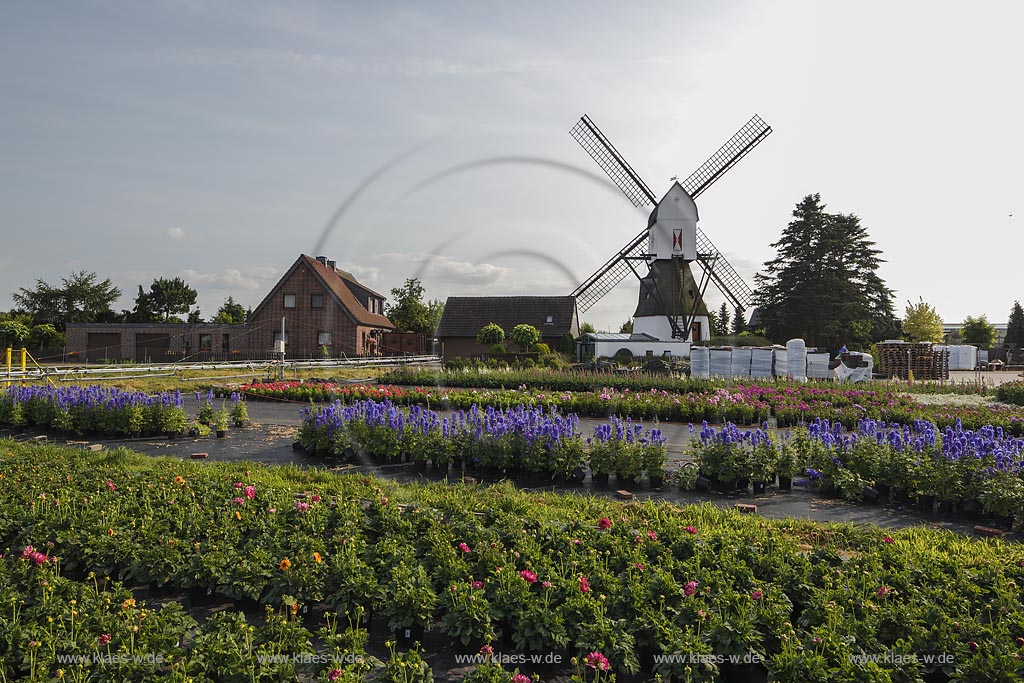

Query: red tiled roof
[{"left": 301, "top": 255, "right": 393, "bottom": 328}]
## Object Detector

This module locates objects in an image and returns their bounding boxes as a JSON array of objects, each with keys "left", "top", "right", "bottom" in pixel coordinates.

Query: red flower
[
  {"left": 98, "top": 634, "right": 111, "bottom": 646},
  {"left": 751, "top": 589, "right": 764, "bottom": 601},
  {"left": 876, "top": 585, "right": 891, "bottom": 598},
  {"left": 597, "top": 517, "right": 612, "bottom": 530},
  {"left": 458, "top": 543, "right": 471, "bottom": 553},
  {"left": 479, "top": 644, "right": 494, "bottom": 656},
  {"left": 685, "top": 525, "right": 698, "bottom": 535},
  {"left": 327, "top": 669, "right": 342, "bottom": 682},
  {"left": 519, "top": 570, "right": 538, "bottom": 583},
  {"left": 882, "top": 535, "right": 894, "bottom": 544},
  {"left": 968, "top": 641, "right": 978, "bottom": 652},
  {"left": 684, "top": 580, "right": 698, "bottom": 597},
  {"left": 579, "top": 576, "right": 591, "bottom": 593},
  {"left": 585, "top": 651, "right": 611, "bottom": 671}
]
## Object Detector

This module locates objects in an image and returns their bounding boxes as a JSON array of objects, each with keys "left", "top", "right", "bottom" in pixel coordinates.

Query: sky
[{"left": 2, "top": 1, "right": 1021, "bottom": 331}]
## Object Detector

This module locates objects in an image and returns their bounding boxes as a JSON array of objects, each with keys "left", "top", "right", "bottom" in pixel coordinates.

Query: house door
[{"left": 691, "top": 322, "right": 701, "bottom": 343}]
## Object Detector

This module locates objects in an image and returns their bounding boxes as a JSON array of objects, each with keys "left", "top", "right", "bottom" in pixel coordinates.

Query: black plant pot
[
  {"left": 343, "top": 446, "right": 355, "bottom": 460},
  {"left": 233, "top": 595, "right": 261, "bottom": 613},
  {"left": 395, "top": 623, "right": 425, "bottom": 647},
  {"left": 649, "top": 475, "right": 664, "bottom": 489},
  {"left": 188, "top": 586, "right": 215, "bottom": 607},
  {"left": 292, "top": 440, "right": 305, "bottom": 452},
  {"left": 961, "top": 498, "right": 982, "bottom": 518},
  {"left": 917, "top": 495, "right": 936, "bottom": 512},
  {"left": 734, "top": 478, "right": 750, "bottom": 492},
  {"left": 863, "top": 486, "right": 881, "bottom": 503},
  {"left": 777, "top": 476, "right": 792, "bottom": 491},
  {"left": 721, "top": 661, "right": 769, "bottom": 683},
  {"left": 569, "top": 466, "right": 586, "bottom": 484},
  {"left": 414, "top": 460, "right": 427, "bottom": 473},
  {"left": 695, "top": 475, "right": 712, "bottom": 492},
  {"left": 216, "top": 430, "right": 227, "bottom": 439},
  {"left": 592, "top": 472, "right": 610, "bottom": 486},
  {"left": 990, "top": 513, "right": 1015, "bottom": 530},
  {"left": 148, "top": 580, "right": 173, "bottom": 597}
]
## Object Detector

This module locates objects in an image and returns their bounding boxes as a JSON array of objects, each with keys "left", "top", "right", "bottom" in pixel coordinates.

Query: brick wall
[{"left": 248, "top": 264, "right": 362, "bottom": 358}]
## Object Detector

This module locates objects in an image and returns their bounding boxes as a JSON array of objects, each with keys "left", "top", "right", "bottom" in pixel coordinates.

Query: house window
[
  {"left": 283, "top": 294, "right": 296, "bottom": 308},
  {"left": 318, "top": 331, "right": 332, "bottom": 346},
  {"left": 199, "top": 334, "right": 212, "bottom": 350},
  {"left": 545, "top": 315, "right": 554, "bottom": 324},
  {"left": 311, "top": 293, "right": 324, "bottom": 309}
]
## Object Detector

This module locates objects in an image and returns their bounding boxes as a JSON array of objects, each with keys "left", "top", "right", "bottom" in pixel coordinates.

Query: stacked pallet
[{"left": 878, "top": 342, "right": 949, "bottom": 380}]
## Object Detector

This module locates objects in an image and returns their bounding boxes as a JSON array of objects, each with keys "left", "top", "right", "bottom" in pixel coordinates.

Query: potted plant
[
  {"left": 642, "top": 437, "right": 667, "bottom": 488},
  {"left": 775, "top": 438, "right": 799, "bottom": 491},
  {"left": 213, "top": 407, "right": 229, "bottom": 438},
  {"left": 230, "top": 394, "right": 249, "bottom": 428},
  {"left": 378, "top": 561, "right": 437, "bottom": 645}
]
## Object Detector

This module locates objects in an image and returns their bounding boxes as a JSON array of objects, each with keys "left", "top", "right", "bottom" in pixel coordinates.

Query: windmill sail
[
  {"left": 694, "top": 228, "right": 754, "bottom": 310},
  {"left": 682, "top": 115, "right": 772, "bottom": 199},
  {"left": 571, "top": 229, "right": 648, "bottom": 313},
  {"left": 570, "top": 115, "right": 657, "bottom": 207}
]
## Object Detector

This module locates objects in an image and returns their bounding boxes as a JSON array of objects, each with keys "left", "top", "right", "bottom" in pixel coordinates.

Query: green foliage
[
  {"left": 961, "top": 314, "right": 996, "bottom": 347},
  {"left": 476, "top": 323, "right": 505, "bottom": 346},
  {"left": 560, "top": 332, "right": 575, "bottom": 355},
  {"left": 487, "top": 343, "right": 507, "bottom": 356},
  {"left": 1005, "top": 301, "right": 1024, "bottom": 347},
  {"left": 28, "top": 323, "right": 62, "bottom": 349},
  {"left": 148, "top": 277, "right": 199, "bottom": 322},
  {"left": 902, "top": 297, "right": 944, "bottom": 343},
  {"left": 387, "top": 278, "right": 442, "bottom": 335},
  {"left": 618, "top": 319, "right": 633, "bottom": 334},
  {"left": 214, "top": 296, "right": 247, "bottom": 325},
  {"left": 754, "top": 194, "right": 897, "bottom": 348},
  {"left": 12, "top": 270, "right": 121, "bottom": 330},
  {"left": 996, "top": 381, "right": 1024, "bottom": 406},
  {"left": 715, "top": 302, "right": 731, "bottom": 337},
  {"left": 531, "top": 342, "right": 551, "bottom": 354},
  {"left": 730, "top": 306, "right": 746, "bottom": 336},
  {"left": 0, "top": 320, "right": 30, "bottom": 347},
  {"left": 579, "top": 322, "right": 596, "bottom": 336},
  {"left": 509, "top": 324, "right": 541, "bottom": 352}
]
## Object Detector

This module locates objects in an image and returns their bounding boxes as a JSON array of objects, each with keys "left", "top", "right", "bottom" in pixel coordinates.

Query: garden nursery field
[{"left": 2, "top": 368, "right": 1024, "bottom": 682}]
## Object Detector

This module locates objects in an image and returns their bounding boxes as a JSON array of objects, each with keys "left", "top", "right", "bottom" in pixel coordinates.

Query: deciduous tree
[
  {"left": 12, "top": 271, "right": 121, "bottom": 331},
  {"left": 509, "top": 324, "right": 541, "bottom": 352},
  {"left": 476, "top": 323, "right": 505, "bottom": 345},
  {"left": 961, "top": 315, "right": 996, "bottom": 347},
  {"left": 214, "top": 296, "right": 247, "bottom": 325},
  {"left": 902, "top": 297, "right": 944, "bottom": 343},
  {"left": 387, "top": 279, "right": 443, "bottom": 335}
]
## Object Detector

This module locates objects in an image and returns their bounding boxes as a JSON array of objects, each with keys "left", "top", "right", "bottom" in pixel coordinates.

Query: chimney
[
  {"left": 315, "top": 256, "right": 328, "bottom": 266},
  {"left": 327, "top": 260, "right": 336, "bottom": 271}
]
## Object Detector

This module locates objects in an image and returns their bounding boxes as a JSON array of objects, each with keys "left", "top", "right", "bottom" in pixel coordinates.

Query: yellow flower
[
  {"left": 279, "top": 558, "right": 292, "bottom": 571},
  {"left": 174, "top": 476, "right": 185, "bottom": 485},
  {"left": 235, "top": 511, "right": 242, "bottom": 520},
  {"left": 122, "top": 598, "right": 136, "bottom": 610},
  {"left": 313, "top": 552, "right": 322, "bottom": 564}
]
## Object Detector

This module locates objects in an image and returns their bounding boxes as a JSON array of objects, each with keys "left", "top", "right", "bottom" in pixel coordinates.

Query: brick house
[
  {"left": 436, "top": 296, "right": 578, "bottom": 361},
  {"left": 247, "top": 255, "right": 394, "bottom": 358}
]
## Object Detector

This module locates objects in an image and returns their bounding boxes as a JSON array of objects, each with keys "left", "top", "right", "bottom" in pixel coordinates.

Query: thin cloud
[{"left": 167, "top": 227, "right": 188, "bottom": 240}]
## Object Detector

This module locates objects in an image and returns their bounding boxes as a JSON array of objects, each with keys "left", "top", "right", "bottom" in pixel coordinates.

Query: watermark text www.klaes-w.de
[
  {"left": 56, "top": 654, "right": 167, "bottom": 665},
  {"left": 652, "top": 653, "right": 764, "bottom": 665},
  {"left": 849, "top": 652, "right": 955, "bottom": 666},
  {"left": 454, "top": 651, "right": 564, "bottom": 666}
]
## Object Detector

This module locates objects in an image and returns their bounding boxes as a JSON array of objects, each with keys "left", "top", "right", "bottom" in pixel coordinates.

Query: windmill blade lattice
[
  {"left": 682, "top": 115, "right": 772, "bottom": 199},
  {"left": 694, "top": 227, "right": 754, "bottom": 310},
  {"left": 571, "top": 229, "right": 648, "bottom": 313},
  {"left": 570, "top": 115, "right": 657, "bottom": 207}
]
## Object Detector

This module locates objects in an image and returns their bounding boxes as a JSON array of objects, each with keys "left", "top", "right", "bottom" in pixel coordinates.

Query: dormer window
[{"left": 545, "top": 315, "right": 554, "bottom": 324}]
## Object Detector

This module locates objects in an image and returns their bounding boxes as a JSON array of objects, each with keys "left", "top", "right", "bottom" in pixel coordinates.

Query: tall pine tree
[
  {"left": 753, "top": 194, "right": 897, "bottom": 349},
  {"left": 1007, "top": 301, "right": 1024, "bottom": 347},
  {"left": 716, "top": 303, "right": 730, "bottom": 337}
]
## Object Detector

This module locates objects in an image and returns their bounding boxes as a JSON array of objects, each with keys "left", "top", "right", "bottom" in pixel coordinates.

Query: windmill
[{"left": 569, "top": 114, "right": 771, "bottom": 342}]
